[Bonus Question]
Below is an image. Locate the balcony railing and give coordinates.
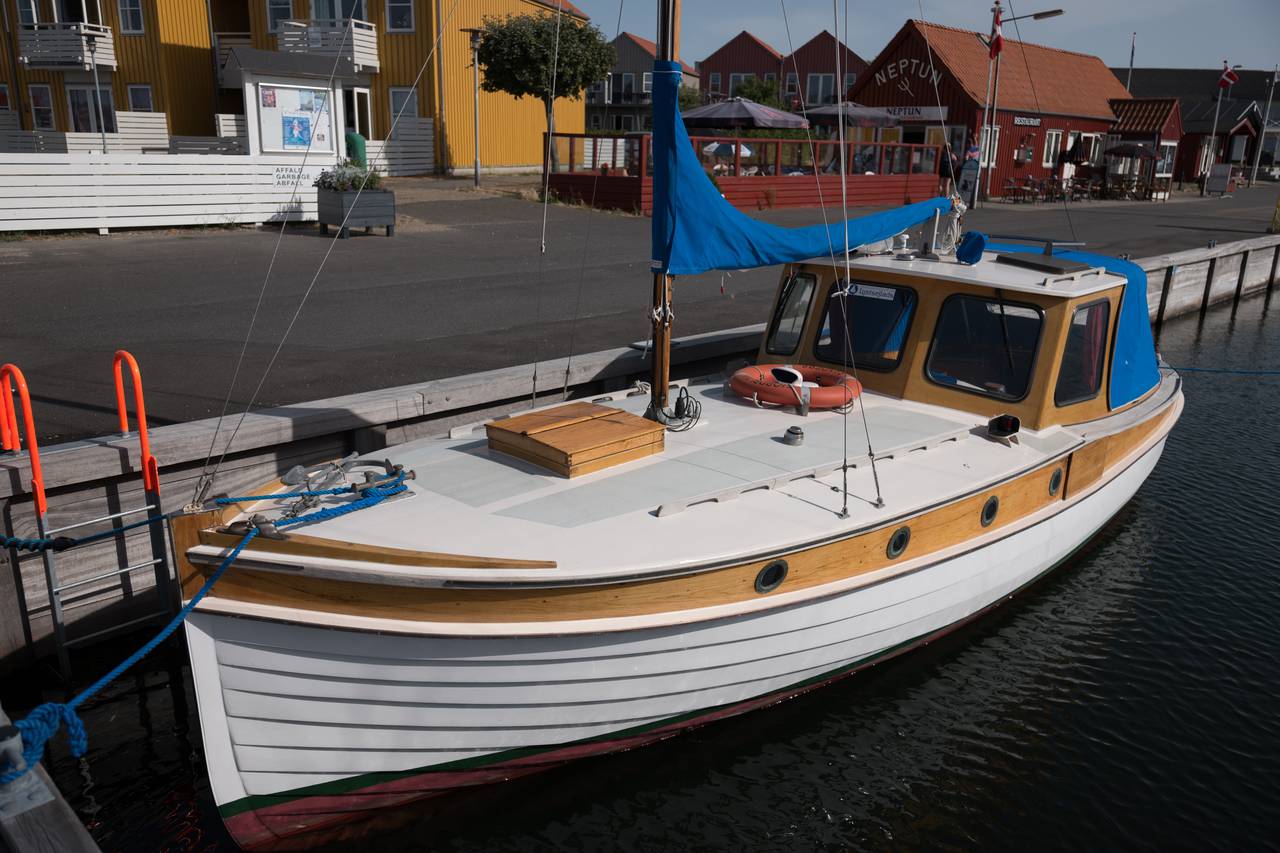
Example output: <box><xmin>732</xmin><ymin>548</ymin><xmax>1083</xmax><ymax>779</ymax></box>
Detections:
<box><xmin>18</xmin><ymin>22</ymin><xmax>117</xmax><ymax>70</ymax></box>
<box><xmin>214</xmin><ymin>31</ymin><xmax>252</xmax><ymax>72</ymax></box>
<box><xmin>277</xmin><ymin>18</ymin><xmax>379</xmax><ymax>73</ymax></box>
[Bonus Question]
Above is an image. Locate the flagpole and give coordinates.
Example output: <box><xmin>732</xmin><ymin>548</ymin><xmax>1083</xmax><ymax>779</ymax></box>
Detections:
<box><xmin>985</xmin><ymin>52</ymin><xmax>1002</xmax><ymax>199</ymax></box>
<box><xmin>1125</xmin><ymin>32</ymin><xmax>1135</xmax><ymax>91</ymax></box>
<box><xmin>977</xmin><ymin>54</ymin><xmax>995</xmax><ymax>207</ymax></box>
<box><xmin>1202</xmin><ymin>63</ymin><xmax>1226</xmax><ymax>197</ymax></box>
<box><xmin>1250</xmin><ymin>66</ymin><xmax>1276</xmax><ymax>187</ymax></box>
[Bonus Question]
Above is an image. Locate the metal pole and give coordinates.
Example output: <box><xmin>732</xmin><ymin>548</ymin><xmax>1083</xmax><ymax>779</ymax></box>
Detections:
<box><xmin>1125</xmin><ymin>32</ymin><xmax>1135</xmax><ymax>91</ymax></box>
<box><xmin>470</xmin><ymin>32</ymin><xmax>480</xmax><ymax>188</ymax></box>
<box><xmin>985</xmin><ymin>52</ymin><xmax>1001</xmax><ymax>198</ymax></box>
<box><xmin>1202</xmin><ymin>84</ymin><xmax>1222</xmax><ymax>196</ymax></box>
<box><xmin>976</xmin><ymin>53</ymin><xmax>995</xmax><ymax>207</ymax></box>
<box><xmin>1250</xmin><ymin>68</ymin><xmax>1276</xmax><ymax>186</ymax></box>
<box><xmin>88</xmin><ymin>37</ymin><xmax>108</xmax><ymax>153</ymax></box>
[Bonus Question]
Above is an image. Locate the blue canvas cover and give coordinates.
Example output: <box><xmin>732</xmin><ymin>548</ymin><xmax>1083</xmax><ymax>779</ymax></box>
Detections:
<box><xmin>649</xmin><ymin>61</ymin><xmax>951</xmax><ymax>277</ymax></box>
<box><xmin>987</xmin><ymin>240</ymin><xmax>1160</xmax><ymax>409</ymax></box>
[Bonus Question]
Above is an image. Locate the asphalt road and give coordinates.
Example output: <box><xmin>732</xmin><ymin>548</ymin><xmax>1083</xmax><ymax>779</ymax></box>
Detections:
<box><xmin>3</xmin><ymin>181</ymin><xmax>1277</xmax><ymax>443</ymax></box>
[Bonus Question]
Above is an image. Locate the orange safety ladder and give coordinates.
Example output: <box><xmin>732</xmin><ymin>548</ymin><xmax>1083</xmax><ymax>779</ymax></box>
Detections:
<box><xmin>2</xmin><ymin>352</ymin><xmax>173</xmax><ymax>678</ymax></box>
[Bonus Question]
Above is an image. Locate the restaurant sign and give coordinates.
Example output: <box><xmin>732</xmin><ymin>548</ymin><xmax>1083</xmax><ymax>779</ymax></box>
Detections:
<box><xmin>881</xmin><ymin>106</ymin><xmax>948</xmax><ymax>121</ymax></box>
<box><xmin>873</xmin><ymin>58</ymin><xmax>942</xmax><ymax>97</ymax></box>
<box><xmin>1013</xmin><ymin>115</ymin><xmax>1042</xmax><ymax>127</ymax></box>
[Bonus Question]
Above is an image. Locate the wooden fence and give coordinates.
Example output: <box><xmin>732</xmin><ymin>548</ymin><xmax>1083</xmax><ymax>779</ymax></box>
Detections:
<box><xmin>366</xmin><ymin>117</ymin><xmax>434</xmax><ymax>176</ymax></box>
<box><xmin>0</xmin><ymin>111</ymin><xmax>168</xmax><ymax>154</ymax></box>
<box><xmin>0</xmin><ymin>151</ymin><xmax>337</xmax><ymax>231</ymax></box>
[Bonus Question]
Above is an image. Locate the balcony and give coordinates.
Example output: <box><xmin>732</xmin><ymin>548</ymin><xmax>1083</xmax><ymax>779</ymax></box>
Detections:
<box><xmin>213</xmin><ymin>32</ymin><xmax>252</xmax><ymax>86</ymax></box>
<box><xmin>18</xmin><ymin>22</ymin><xmax>117</xmax><ymax>70</ymax></box>
<box><xmin>277</xmin><ymin>18</ymin><xmax>379</xmax><ymax>73</ymax></box>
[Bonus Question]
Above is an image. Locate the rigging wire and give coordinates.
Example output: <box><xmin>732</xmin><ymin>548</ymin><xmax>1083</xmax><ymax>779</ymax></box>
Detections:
<box><xmin>915</xmin><ymin>0</ymin><xmax>959</xmax><ymax>203</ymax></box>
<box><xmin>191</xmin><ymin>24</ymin><xmax>353</xmax><ymax>505</ymax></box>
<box><xmin>530</xmin><ymin>0</ymin><xmax>567</xmax><ymax>408</ymax></box>
<box><xmin>562</xmin><ymin>0</ymin><xmax>627</xmax><ymax>399</ymax></box>
<box><xmin>1004</xmin><ymin>0</ymin><xmax>1079</xmax><ymax>243</ymax></box>
<box><xmin>194</xmin><ymin>0</ymin><xmax>462</xmax><ymax>501</ymax></box>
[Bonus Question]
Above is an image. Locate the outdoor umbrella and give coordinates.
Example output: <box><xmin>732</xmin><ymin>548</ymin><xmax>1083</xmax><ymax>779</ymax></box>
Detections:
<box><xmin>1063</xmin><ymin>137</ymin><xmax>1086</xmax><ymax>165</ymax></box>
<box><xmin>702</xmin><ymin>141</ymin><xmax>754</xmax><ymax>158</ymax></box>
<box><xmin>1104</xmin><ymin>142</ymin><xmax>1157</xmax><ymax>159</ymax></box>
<box><xmin>681</xmin><ymin>97</ymin><xmax>809</xmax><ymax>129</ymax></box>
<box><xmin>804</xmin><ymin>103</ymin><xmax>900</xmax><ymax>128</ymax></box>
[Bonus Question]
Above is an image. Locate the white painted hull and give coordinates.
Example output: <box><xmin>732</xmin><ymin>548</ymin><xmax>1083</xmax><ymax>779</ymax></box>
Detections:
<box><xmin>187</xmin><ymin>437</ymin><xmax>1166</xmax><ymax>842</ymax></box>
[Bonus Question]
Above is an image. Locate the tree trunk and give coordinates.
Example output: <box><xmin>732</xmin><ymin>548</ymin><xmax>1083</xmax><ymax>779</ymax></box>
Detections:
<box><xmin>545</xmin><ymin>96</ymin><xmax>559</xmax><ymax>173</ymax></box>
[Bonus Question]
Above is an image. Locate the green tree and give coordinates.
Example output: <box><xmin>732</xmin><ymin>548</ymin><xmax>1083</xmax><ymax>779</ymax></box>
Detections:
<box><xmin>477</xmin><ymin>13</ymin><xmax>615</xmax><ymax>170</ymax></box>
<box><xmin>678</xmin><ymin>85</ymin><xmax>702</xmax><ymax>111</ymax></box>
<box><xmin>731</xmin><ymin>76</ymin><xmax>782</xmax><ymax>107</ymax></box>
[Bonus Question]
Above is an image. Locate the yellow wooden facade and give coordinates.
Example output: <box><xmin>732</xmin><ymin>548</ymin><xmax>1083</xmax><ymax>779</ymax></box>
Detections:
<box><xmin>0</xmin><ymin>0</ymin><xmax>216</xmax><ymax>135</ymax></box>
<box><xmin>0</xmin><ymin>0</ymin><xmax>589</xmax><ymax>169</ymax></box>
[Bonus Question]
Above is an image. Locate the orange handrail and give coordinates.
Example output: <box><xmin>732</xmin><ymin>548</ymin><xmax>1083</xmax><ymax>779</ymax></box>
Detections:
<box><xmin>1</xmin><ymin>363</ymin><xmax>47</xmax><ymax>516</ymax></box>
<box><xmin>113</xmin><ymin>350</ymin><xmax>160</xmax><ymax>495</ymax></box>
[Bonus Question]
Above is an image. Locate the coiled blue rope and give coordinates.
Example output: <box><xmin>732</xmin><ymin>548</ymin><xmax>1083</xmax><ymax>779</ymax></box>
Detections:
<box><xmin>0</xmin><ymin>472</ymin><xmax>407</xmax><ymax>786</ymax></box>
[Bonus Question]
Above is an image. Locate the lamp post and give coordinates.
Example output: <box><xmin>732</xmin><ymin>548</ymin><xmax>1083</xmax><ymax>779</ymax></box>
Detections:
<box><xmin>977</xmin><ymin>4</ymin><xmax>1063</xmax><ymax>204</ymax></box>
<box><xmin>462</xmin><ymin>27</ymin><xmax>482</xmax><ymax>188</ymax></box>
<box><xmin>1249</xmin><ymin>65</ymin><xmax>1277</xmax><ymax>186</ymax></box>
<box><xmin>85</xmin><ymin>31</ymin><xmax>108</xmax><ymax>153</ymax></box>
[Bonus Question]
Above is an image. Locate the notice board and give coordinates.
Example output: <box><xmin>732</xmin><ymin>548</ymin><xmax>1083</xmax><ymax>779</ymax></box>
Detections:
<box><xmin>257</xmin><ymin>83</ymin><xmax>334</xmax><ymax>154</ymax></box>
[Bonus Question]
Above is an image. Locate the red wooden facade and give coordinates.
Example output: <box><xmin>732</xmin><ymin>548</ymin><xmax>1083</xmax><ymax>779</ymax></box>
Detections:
<box><xmin>780</xmin><ymin>31</ymin><xmax>869</xmax><ymax>108</ymax></box>
<box><xmin>544</xmin><ymin>133</ymin><xmax>942</xmax><ymax>215</ymax></box>
<box><xmin>697</xmin><ymin>31</ymin><xmax>784</xmax><ymax>100</ymax></box>
<box><xmin>849</xmin><ymin>20</ymin><xmax>1132</xmax><ymax>197</ymax></box>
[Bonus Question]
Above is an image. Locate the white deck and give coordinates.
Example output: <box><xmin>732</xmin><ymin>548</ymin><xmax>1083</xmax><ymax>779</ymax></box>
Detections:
<box><xmin>193</xmin><ymin>382</ymin><xmax>1086</xmax><ymax>584</ymax></box>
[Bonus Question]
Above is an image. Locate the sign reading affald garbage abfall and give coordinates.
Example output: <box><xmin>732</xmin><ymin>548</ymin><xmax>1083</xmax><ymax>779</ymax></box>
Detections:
<box><xmin>257</xmin><ymin>84</ymin><xmax>333</xmax><ymax>154</ymax></box>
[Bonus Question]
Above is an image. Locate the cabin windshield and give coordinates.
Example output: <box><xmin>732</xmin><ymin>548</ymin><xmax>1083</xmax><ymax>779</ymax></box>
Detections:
<box><xmin>766</xmin><ymin>273</ymin><xmax>817</xmax><ymax>355</ymax></box>
<box><xmin>814</xmin><ymin>281</ymin><xmax>917</xmax><ymax>371</ymax></box>
<box><xmin>926</xmin><ymin>295</ymin><xmax>1043</xmax><ymax>401</ymax></box>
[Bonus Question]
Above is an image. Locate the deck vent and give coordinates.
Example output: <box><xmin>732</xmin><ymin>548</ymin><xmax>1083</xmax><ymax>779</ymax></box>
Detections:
<box><xmin>995</xmin><ymin>252</ymin><xmax>1093</xmax><ymax>275</ymax></box>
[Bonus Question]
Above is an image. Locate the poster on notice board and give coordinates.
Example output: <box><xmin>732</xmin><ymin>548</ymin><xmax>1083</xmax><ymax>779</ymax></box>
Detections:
<box><xmin>257</xmin><ymin>84</ymin><xmax>332</xmax><ymax>153</ymax></box>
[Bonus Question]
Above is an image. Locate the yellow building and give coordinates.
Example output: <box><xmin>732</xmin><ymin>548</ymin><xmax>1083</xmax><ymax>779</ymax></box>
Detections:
<box><xmin>0</xmin><ymin>0</ymin><xmax>588</xmax><ymax>169</ymax></box>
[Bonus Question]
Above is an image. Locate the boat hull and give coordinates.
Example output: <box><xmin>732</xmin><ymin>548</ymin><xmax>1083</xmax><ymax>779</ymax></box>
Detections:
<box><xmin>187</xmin><ymin>436</ymin><xmax>1168</xmax><ymax>850</ymax></box>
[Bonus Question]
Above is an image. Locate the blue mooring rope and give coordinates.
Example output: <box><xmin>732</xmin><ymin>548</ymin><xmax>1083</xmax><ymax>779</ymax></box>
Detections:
<box><xmin>0</xmin><ymin>473</ymin><xmax>407</xmax><ymax>786</ymax></box>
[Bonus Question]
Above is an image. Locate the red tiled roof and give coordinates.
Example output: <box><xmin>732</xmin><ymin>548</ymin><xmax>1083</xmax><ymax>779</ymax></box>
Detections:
<box><xmin>910</xmin><ymin>20</ymin><xmax>1130</xmax><ymax>119</ymax></box>
<box><xmin>621</xmin><ymin>32</ymin><xmax>699</xmax><ymax>76</ymax></box>
<box><xmin>528</xmin><ymin>0</ymin><xmax>588</xmax><ymax>20</ymax></box>
<box><xmin>1108</xmin><ymin>97</ymin><xmax>1179</xmax><ymax>134</ymax></box>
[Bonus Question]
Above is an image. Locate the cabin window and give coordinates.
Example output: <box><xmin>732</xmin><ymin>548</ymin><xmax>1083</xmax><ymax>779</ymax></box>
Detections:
<box><xmin>813</xmin><ymin>282</ymin><xmax>917</xmax><ymax>371</ymax></box>
<box><xmin>926</xmin><ymin>295</ymin><xmax>1043</xmax><ymax>401</ymax></box>
<box><xmin>765</xmin><ymin>273</ymin><xmax>817</xmax><ymax>355</ymax></box>
<box><xmin>1054</xmin><ymin>300</ymin><xmax>1110</xmax><ymax>406</ymax></box>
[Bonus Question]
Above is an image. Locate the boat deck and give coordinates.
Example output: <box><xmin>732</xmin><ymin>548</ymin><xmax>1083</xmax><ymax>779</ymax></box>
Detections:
<box><xmin>192</xmin><ymin>382</ymin><xmax>1085</xmax><ymax>583</ymax></box>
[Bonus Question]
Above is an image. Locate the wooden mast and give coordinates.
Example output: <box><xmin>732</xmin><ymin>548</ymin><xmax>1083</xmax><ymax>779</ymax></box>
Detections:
<box><xmin>650</xmin><ymin>0</ymin><xmax>679</xmax><ymax>417</ymax></box>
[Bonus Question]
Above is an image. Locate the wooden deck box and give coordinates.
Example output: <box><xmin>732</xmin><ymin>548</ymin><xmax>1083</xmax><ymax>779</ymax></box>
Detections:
<box><xmin>485</xmin><ymin>402</ymin><xmax>665</xmax><ymax>478</ymax></box>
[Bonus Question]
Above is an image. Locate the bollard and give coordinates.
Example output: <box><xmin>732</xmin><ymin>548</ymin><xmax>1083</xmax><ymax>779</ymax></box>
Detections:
<box><xmin>1231</xmin><ymin>250</ymin><xmax>1251</xmax><ymax>309</ymax></box>
<box><xmin>1199</xmin><ymin>257</ymin><xmax>1218</xmax><ymax>319</ymax></box>
<box><xmin>1154</xmin><ymin>266</ymin><xmax>1175</xmax><ymax>342</ymax></box>
<box><xmin>0</xmin><ymin>721</ymin><xmax>56</xmax><ymax>822</ymax></box>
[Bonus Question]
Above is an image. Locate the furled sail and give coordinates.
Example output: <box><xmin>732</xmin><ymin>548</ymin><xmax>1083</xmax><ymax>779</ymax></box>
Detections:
<box><xmin>650</xmin><ymin>60</ymin><xmax>952</xmax><ymax>276</ymax></box>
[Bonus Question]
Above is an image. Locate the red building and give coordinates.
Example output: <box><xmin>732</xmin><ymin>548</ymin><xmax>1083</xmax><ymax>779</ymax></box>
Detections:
<box><xmin>697</xmin><ymin>31</ymin><xmax>784</xmax><ymax>101</ymax></box>
<box><xmin>780</xmin><ymin>31</ymin><xmax>868</xmax><ymax>108</ymax></box>
<box><xmin>849</xmin><ymin>20</ymin><xmax>1132</xmax><ymax>197</ymax></box>
<box><xmin>1108</xmin><ymin>97</ymin><xmax>1184</xmax><ymax>192</ymax></box>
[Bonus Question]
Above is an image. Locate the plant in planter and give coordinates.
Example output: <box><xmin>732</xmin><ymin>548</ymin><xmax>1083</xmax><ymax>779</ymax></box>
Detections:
<box><xmin>314</xmin><ymin>160</ymin><xmax>395</xmax><ymax>238</ymax></box>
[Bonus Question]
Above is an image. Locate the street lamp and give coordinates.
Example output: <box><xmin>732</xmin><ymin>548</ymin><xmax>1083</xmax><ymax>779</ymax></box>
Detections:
<box><xmin>1250</xmin><ymin>65</ymin><xmax>1277</xmax><ymax>186</ymax></box>
<box><xmin>462</xmin><ymin>27</ymin><xmax>482</xmax><ymax>188</ymax></box>
<box><xmin>84</xmin><ymin>31</ymin><xmax>108</xmax><ymax>154</ymax></box>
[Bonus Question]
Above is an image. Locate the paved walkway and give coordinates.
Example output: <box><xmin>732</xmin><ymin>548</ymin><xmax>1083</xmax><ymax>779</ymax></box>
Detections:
<box><xmin>2</xmin><ymin>182</ymin><xmax>1276</xmax><ymax>443</ymax></box>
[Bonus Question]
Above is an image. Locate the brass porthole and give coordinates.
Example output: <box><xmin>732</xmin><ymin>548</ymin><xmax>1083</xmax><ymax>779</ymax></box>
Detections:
<box><xmin>886</xmin><ymin>526</ymin><xmax>911</xmax><ymax>559</ymax></box>
<box><xmin>1049</xmin><ymin>468</ymin><xmax>1064</xmax><ymax>497</ymax></box>
<box><xmin>981</xmin><ymin>495</ymin><xmax>1000</xmax><ymax>527</ymax></box>
<box><xmin>755</xmin><ymin>560</ymin><xmax>789</xmax><ymax>594</ymax></box>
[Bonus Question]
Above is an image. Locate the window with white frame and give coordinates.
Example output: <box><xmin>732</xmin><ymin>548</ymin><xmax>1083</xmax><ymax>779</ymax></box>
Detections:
<box><xmin>785</xmin><ymin>72</ymin><xmax>798</xmax><ymax>95</ymax></box>
<box><xmin>313</xmin><ymin>0</ymin><xmax>367</xmax><ymax>22</ymax></box>
<box><xmin>386</xmin><ymin>0</ymin><xmax>413</xmax><ymax>31</ymax></box>
<box><xmin>612</xmin><ymin>114</ymin><xmax>634</xmax><ymax>131</ymax></box>
<box><xmin>267</xmin><ymin>0</ymin><xmax>292</xmax><ymax>32</ymax></box>
<box><xmin>118</xmin><ymin>0</ymin><xmax>143</xmax><ymax>32</ymax></box>
<box><xmin>126</xmin><ymin>84</ymin><xmax>153</xmax><ymax>112</ymax></box>
<box><xmin>1155</xmin><ymin>141</ymin><xmax>1177</xmax><ymax>177</ymax></box>
<box><xmin>29</xmin><ymin>84</ymin><xmax>54</xmax><ymax>129</ymax></box>
<box><xmin>1084</xmin><ymin>133</ymin><xmax>1104</xmax><ymax>166</ymax></box>
<box><xmin>763</xmin><ymin>72</ymin><xmax>776</xmax><ymax>84</ymax></box>
<box><xmin>806</xmin><ymin>73</ymin><xmax>834</xmax><ymax>104</ymax></box>
<box><xmin>642</xmin><ymin>72</ymin><xmax>652</xmax><ymax>94</ymax></box>
<box><xmin>1042</xmin><ymin>129</ymin><xmax>1062</xmax><ymax>167</ymax></box>
<box><xmin>708</xmin><ymin>72</ymin><xmax>721</xmax><ymax>95</ymax></box>
<box><xmin>1065</xmin><ymin>130</ymin><xmax>1081</xmax><ymax>160</ymax></box>
<box><xmin>980</xmin><ymin>124</ymin><xmax>1000</xmax><ymax>167</ymax></box>
<box><xmin>389</xmin><ymin>87</ymin><xmax>417</xmax><ymax>119</ymax></box>
<box><xmin>17</xmin><ymin>0</ymin><xmax>37</xmax><ymax>25</ymax></box>
<box><xmin>728</xmin><ymin>73</ymin><xmax>754</xmax><ymax>96</ymax></box>
<box><xmin>66</xmin><ymin>84</ymin><xmax>116</xmax><ymax>133</ymax></box>
<box><xmin>0</xmin><ymin>84</ymin><xmax>10</xmax><ymax>111</ymax></box>
<box><xmin>621</xmin><ymin>72</ymin><xmax>635</xmax><ymax>100</ymax></box>
<box><xmin>843</xmin><ymin>72</ymin><xmax>856</xmax><ymax>97</ymax></box>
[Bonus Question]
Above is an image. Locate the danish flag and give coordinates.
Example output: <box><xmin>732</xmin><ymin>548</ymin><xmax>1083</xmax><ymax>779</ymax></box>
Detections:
<box><xmin>989</xmin><ymin>4</ymin><xmax>1004</xmax><ymax>59</ymax></box>
<box><xmin>1219</xmin><ymin>62</ymin><xmax>1239</xmax><ymax>88</ymax></box>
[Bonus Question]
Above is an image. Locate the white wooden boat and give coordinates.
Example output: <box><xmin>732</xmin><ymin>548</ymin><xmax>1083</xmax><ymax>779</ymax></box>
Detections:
<box><xmin>174</xmin><ymin>14</ymin><xmax>1181</xmax><ymax>849</ymax></box>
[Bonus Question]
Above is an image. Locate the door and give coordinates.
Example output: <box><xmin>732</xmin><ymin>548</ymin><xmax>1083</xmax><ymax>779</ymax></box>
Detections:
<box><xmin>342</xmin><ymin>87</ymin><xmax>371</xmax><ymax>138</ymax></box>
<box><xmin>66</xmin><ymin>85</ymin><xmax>114</xmax><ymax>133</ymax></box>
<box><xmin>312</xmin><ymin>0</ymin><xmax>366</xmax><ymax>23</ymax></box>
<box><xmin>58</xmin><ymin>0</ymin><xmax>102</xmax><ymax>24</ymax></box>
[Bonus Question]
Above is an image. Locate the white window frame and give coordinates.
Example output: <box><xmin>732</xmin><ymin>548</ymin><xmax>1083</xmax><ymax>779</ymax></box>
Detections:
<box><xmin>642</xmin><ymin>72</ymin><xmax>652</xmax><ymax>94</ymax></box>
<box><xmin>312</xmin><ymin>0</ymin><xmax>367</xmax><ymax>22</ymax></box>
<box><xmin>385</xmin><ymin>0</ymin><xmax>413</xmax><ymax>31</ymax></box>
<box><xmin>17</xmin><ymin>0</ymin><xmax>37</xmax><ymax>25</ymax></box>
<box><xmin>0</xmin><ymin>84</ymin><xmax>10</xmax><ymax>111</ymax></box>
<box><xmin>785</xmin><ymin>72</ymin><xmax>798</xmax><ymax>95</ymax></box>
<box><xmin>267</xmin><ymin>0</ymin><xmax>292</xmax><ymax>33</ymax></box>
<box><xmin>1042</xmin><ymin>129</ymin><xmax>1062</xmax><ymax>167</ymax></box>
<box><xmin>127</xmin><ymin>83</ymin><xmax>153</xmax><ymax>112</ymax></box>
<box><xmin>117</xmin><ymin>0</ymin><xmax>143</xmax><ymax>33</ymax></box>
<box><xmin>806</xmin><ymin>73</ymin><xmax>834</xmax><ymax>105</ymax></box>
<box><xmin>728</xmin><ymin>73</ymin><xmax>754</xmax><ymax>96</ymax></box>
<box><xmin>389</xmin><ymin>86</ymin><xmax>417</xmax><ymax>120</ymax></box>
<box><xmin>980</xmin><ymin>124</ymin><xmax>1000</xmax><ymax>168</ymax></box>
<box><xmin>589</xmin><ymin>112</ymin><xmax>602</xmax><ymax>130</ymax></box>
<box><xmin>621</xmin><ymin>72</ymin><xmax>635</xmax><ymax>96</ymax></box>
<box><xmin>843</xmin><ymin>72</ymin><xmax>856</xmax><ymax>97</ymax></box>
<box><xmin>708</xmin><ymin>72</ymin><xmax>721</xmax><ymax>95</ymax></box>
<box><xmin>66</xmin><ymin>83</ymin><xmax>115</xmax><ymax>133</ymax></box>
<box><xmin>1155</xmin><ymin>141</ymin><xmax>1177</xmax><ymax>177</ymax></box>
<box><xmin>28</xmin><ymin>84</ymin><xmax>54</xmax><ymax>129</ymax></box>
<box><xmin>612</xmin><ymin>113</ymin><xmax>634</xmax><ymax>131</ymax></box>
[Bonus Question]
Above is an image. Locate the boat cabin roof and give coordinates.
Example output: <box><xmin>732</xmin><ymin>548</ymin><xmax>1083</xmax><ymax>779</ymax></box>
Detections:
<box><xmin>805</xmin><ymin>250</ymin><xmax>1126</xmax><ymax>299</ymax></box>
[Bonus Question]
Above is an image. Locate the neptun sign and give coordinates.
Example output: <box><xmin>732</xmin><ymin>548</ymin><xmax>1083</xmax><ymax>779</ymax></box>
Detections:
<box><xmin>872</xmin><ymin>58</ymin><xmax>942</xmax><ymax>90</ymax></box>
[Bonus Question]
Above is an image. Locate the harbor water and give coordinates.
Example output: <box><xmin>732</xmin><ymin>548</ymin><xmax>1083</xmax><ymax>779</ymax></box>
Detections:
<box><xmin>3</xmin><ymin>292</ymin><xmax>1277</xmax><ymax>852</ymax></box>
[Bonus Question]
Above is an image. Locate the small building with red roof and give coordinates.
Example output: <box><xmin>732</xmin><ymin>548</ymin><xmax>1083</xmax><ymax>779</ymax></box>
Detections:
<box><xmin>696</xmin><ymin>31</ymin><xmax>784</xmax><ymax>101</ymax></box>
<box><xmin>849</xmin><ymin>19</ymin><xmax>1132</xmax><ymax>197</ymax></box>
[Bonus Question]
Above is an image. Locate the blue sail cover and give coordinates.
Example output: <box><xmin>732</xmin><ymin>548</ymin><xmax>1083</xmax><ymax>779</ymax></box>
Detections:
<box><xmin>650</xmin><ymin>60</ymin><xmax>951</xmax><ymax>276</ymax></box>
<box><xmin>988</xmin><ymin>241</ymin><xmax>1160</xmax><ymax>409</ymax></box>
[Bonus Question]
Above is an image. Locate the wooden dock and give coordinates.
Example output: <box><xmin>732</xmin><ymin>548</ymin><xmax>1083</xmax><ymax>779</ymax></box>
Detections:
<box><xmin>0</xmin><ymin>704</ymin><xmax>99</xmax><ymax>853</ymax></box>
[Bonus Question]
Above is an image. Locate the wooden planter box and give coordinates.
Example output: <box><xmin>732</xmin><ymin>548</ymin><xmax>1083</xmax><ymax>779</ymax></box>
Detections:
<box><xmin>317</xmin><ymin>188</ymin><xmax>395</xmax><ymax>238</ymax></box>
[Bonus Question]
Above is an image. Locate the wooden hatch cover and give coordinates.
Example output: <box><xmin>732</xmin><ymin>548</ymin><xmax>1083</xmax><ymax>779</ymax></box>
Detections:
<box><xmin>485</xmin><ymin>402</ymin><xmax>665</xmax><ymax>478</ymax></box>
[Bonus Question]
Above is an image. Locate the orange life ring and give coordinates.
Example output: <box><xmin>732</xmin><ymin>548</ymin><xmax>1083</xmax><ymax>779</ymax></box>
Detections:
<box><xmin>728</xmin><ymin>364</ymin><xmax>862</xmax><ymax>409</ymax></box>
